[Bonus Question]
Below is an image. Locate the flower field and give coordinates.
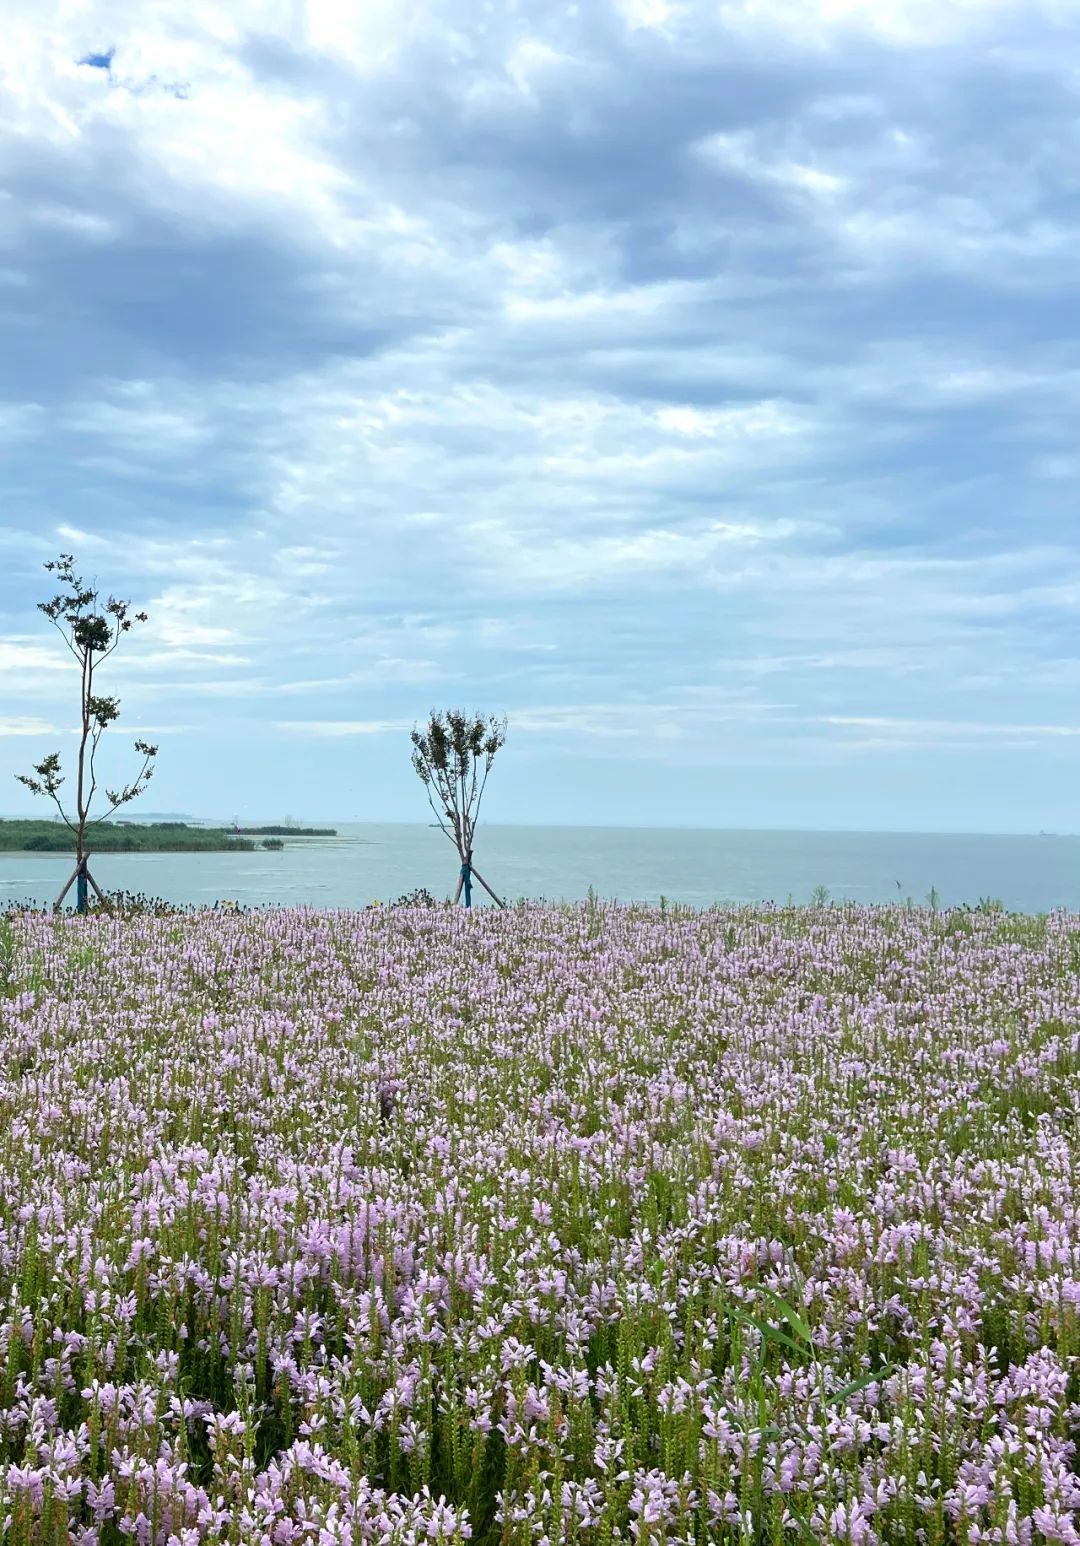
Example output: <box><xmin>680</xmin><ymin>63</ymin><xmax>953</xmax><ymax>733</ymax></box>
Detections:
<box><xmin>1</xmin><ymin>903</ymin><xmax>1079</xmax><ymax>1546</ymax></box>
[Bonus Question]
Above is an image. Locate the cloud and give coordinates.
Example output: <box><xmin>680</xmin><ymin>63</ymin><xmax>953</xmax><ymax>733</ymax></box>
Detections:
<box><xmin>821</xmin><ymin>715</ymin><xmax>1080</xmax><ymax>740</ymax></box>
<box><xmin>0</xmin><ymin>716</ymin><xmax>64</xmax><ymax>736</ymax></box>
<box><xmin>0</xmin><ymin>402</ymin><xmax>44</xmax><ymax>444</ymax></box>
<box><xmin>0</xmin><ymin>0</ymin><xmax>1078</xmax><ymax>828</ymax></box>
<box><xmin>513</xmin><ymin>694</ymin><xmax>778</xmax><ymax>739</ymax></box>
<box><xmin>0</xmin><ymin>640</ymin><xmax>71</xmax><ymax>675</ymax></box>
<box><xmin>694</xmin><ymin>131</ymin><xmax>849</xmax><ymax>199</ymax></box>
<box><xmin>461</xmin><ymin>515</ymin><xmax>807</xmax><ymax>593</ymax></box>
<box><xmin>708</xmin><ymin>0</ymin><xmax>1059</xmax><ymax>46</ymax></box>
<box><xmin>274</xmin><ymin>719</ymin><xmax>406</xmax><ymax>737</ymax></box>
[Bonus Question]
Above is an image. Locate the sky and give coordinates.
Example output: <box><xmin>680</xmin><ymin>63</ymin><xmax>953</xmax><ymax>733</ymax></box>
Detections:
<box><xmin>1</xmin><ymin>0</ymin><xmax>1078</xmax><ymax>832</ymax></box>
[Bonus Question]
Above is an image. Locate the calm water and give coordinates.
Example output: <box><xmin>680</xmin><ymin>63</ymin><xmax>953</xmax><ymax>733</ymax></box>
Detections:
<box><xmin>1</xmin><ymin>824</ymin><xmax>1078</xmax><ymax>912</ymax></box>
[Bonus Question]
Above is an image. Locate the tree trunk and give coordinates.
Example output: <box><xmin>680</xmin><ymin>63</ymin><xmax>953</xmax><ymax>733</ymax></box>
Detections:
<box><xmin>76</xmin><ymin>647</ymin><xmax>90</xmax><ymax>870</ymax></box>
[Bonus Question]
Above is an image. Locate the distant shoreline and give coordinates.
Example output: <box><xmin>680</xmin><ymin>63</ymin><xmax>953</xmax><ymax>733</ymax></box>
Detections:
<box><xmin>0</xmin><ymin>820</ymin><xmax>295</xmax><ymax>854</ymax></box>
<box><xmin>233</xmin><ymin>826</ymin><xmax>337</xmax><ymax>837</ymax></box>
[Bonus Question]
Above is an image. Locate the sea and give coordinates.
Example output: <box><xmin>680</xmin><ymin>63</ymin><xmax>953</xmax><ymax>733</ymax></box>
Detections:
<box><xmin>1</xmin><ymin>824</ymin><xmax>1079</xmax><ymax>913</ymax></box>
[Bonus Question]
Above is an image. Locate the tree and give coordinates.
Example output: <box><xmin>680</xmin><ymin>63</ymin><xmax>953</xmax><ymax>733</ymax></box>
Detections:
<box><xmin>16</xmin><ymin>553</ymin><xmax>157</xmax><ymax>911</ymax></box>
<box><xmin>410</xmin><ymin>710</ymin><xmax>507</xmax><ymax>907</ymax></box>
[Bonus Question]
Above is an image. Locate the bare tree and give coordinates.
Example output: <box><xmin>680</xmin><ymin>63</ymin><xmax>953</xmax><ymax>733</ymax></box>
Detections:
<box><xmin>410</xmin><ymin>710</ymin><xmax>507</xmax><ymax>906</ymax></box>
<box><xmin>16</xmin><ymin>553</ymin><xmax>157</xmax><ymax>912</ymax></box>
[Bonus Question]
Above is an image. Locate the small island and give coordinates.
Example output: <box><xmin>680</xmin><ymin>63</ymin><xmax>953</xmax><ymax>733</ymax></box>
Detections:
<box><xmin>233</xmin><ymin>825</ymin><xmax>337</xmax><ymax>836</ymax></box>
<box><xmin>0</xmin><ymin>820</ymin><xmax>262</xmax><ymax>853</ymax></box>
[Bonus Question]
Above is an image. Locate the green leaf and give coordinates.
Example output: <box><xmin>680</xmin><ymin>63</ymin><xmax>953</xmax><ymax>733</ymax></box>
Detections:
<box><xmin>758</xmin><ymin>1285</ymin><xmax>813</xmax><ymax>1345</ymax></box>
<box><xmin>825</xmin><ymin>1365</ymin><xmax>893</xmax><ymax>1405</ymax></box>
<box><xmin>729</xmin><ymin>1308</ymin><xmax>808</xmax><ymax>1358</ymax></box>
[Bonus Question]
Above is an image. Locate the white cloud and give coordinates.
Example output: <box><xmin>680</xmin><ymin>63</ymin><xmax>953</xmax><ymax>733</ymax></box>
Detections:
<box><xmin>822</xmin><ymin>715</ymin><xmax>1080</xmax><ymax>739</ymax></box>
<box><xmin>64</xmin><ymin>386</ymin><xmax>213</xmax><ymax>456</ymax></box>
<box><xmin>275</xmin><ymin>719</ymin><xmax>406</xmax><ymax>736</ymax></box>
<box><xmin>695</xmin><ymin>131</ymin><xmax>848</xmax><ymax>198</ymax></box>
<box><xmin>614</xmin><ymin>0</ymin><xmax>683</xmax><ymax>30</ymax></box>
<box><xmin>654</xmin><ymin>401</ymin><xmax>807</xmax><ymax>440</ymax></box>
<box><xmin>0</xmin><ymin>402</ymin><xmax>44</xmax><ymax>443</ymax></box>
<box><xmin>514</xmin><ymin>704</ymin><xmax>675</xmax><ymax>738</ymax></box>
<box><xmin>1</xmin><ymin>0</ymin><xmax>1078</xmax><ymax>826</ymax></box>
<box><xmin>0</xmin><ymin>640</ymin><xmax>71</xmax><ymax>676</ymax></box>
<box><xmin>275</xmin><ymin>658</ymin><xmax>446</xmax><ymax>694</ymax></box>
<box><xmin>29</xmin><ymin>203</ymin><xmax>115</xmax><ymax>239</ymax></box>
<box><xmin>2</xmin><ymin>4</ymin><xmax>366</xmax><ymax>250</ymax></box>
<box><xmin>463</xmin><ymin>516</ymin><xmax>804</xmax><ymax>592</ymax></box>
<box><xmin>0</xmin><ymin>716</ymin><xmax>64</xmax><ymax>736</ymax></box>
<box><xmin>715</xmin><ymin>0</ymin><xmax>1056</xmax><ymax>46</ymax></box>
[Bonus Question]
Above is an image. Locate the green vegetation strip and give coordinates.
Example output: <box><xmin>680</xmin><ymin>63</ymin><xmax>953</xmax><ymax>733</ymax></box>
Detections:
<box><xmin>0</xmin><ymin>820</ymin><xmax>259</xmax><ymax>852</ymax></box>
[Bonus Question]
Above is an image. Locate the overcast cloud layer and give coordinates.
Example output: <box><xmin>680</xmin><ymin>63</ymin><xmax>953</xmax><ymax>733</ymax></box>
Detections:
<box><xmin>1</xmin><ymin>0</ymin><xmax>1078</xmax><ymax>830</ymax></box>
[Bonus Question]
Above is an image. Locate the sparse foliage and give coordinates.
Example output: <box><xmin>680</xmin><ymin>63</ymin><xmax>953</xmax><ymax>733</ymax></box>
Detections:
<box><xmin>390</xmin><ymin>887</ymin><xmax>439</xmax><ymax>908</ymax></box>
<box><xmin>410</xmin><ymin>710</ymin><xmax>507</xmax><ymax>906</ymax></box>
<box><xmin>16</xmin><ymin>555</ymin><xmax>157</xmax><ymax>895</ymax></box>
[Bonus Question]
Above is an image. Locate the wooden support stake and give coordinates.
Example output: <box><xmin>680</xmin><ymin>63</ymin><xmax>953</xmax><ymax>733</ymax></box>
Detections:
<box><xmin>469</xmin><ymin>866</ymin><xmax>506</xmax><ymax>909</ymax></box>
<box><xmin>54</xmin><ymin>863</ymin><xmax>80</xmax><ymax>912</ymax></box>
<box><xmin>84</xmin><ymin>865</ymin><xmax>112</xmax><ymax>913</ymax></box>
<box><xmin>54</xmin><ymin>854</ymin><xmax>112</xmax><ymax>915</ymax></box>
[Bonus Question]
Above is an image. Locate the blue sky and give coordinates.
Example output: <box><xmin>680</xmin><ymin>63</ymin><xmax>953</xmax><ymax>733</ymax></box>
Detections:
<box><xmin>1</xmin><ymin>0</ymin><xmax>1078</xmax><ymax>832</ymax></box>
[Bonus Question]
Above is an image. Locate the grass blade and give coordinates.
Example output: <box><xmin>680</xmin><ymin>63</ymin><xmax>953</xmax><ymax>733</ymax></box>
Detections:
<box><xmin>758</xmin><ymin>1284</ymin><xmax>813</xmax><ymax>1345</ymax></box>
<box><xmin>825</xmin><ymin>1365</ymin><xmax>893</xmax><ymax>1405</ymax></box>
